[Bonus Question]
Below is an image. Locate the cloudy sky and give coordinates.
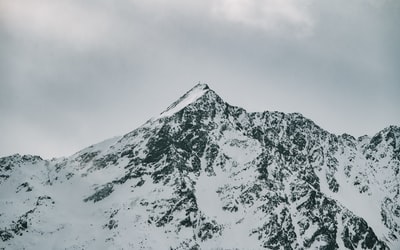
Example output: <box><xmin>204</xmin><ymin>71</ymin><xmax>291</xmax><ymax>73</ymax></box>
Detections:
<box><xmin>1</xmin><ymin>0</ymin><xmax>399</xmax><ymax>158</ymax></box>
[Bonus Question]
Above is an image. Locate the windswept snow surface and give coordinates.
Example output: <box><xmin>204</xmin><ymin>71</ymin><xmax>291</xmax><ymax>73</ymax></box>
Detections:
<box><xmin>159</xmin><ymin>83</ymin><xmax>209</xmax><ymax>118</ymax></box>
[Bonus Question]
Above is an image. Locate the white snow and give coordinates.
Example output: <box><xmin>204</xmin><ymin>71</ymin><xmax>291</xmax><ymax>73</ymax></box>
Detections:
<box><xmin>315</xmin><ymin>153</ymin><xmax>391</xmax><ymax>240</ymax></box>
<box><xmin>195</xmin><ymin>167</ymin><xmax>263</xmax><ymax>249</ymax></box>
<box><xmin>158</xmin><ymin>84</ymin><xmax>208</xmax><ymax>118</ymax></box>
<box><xmin>195</xmin><ymin>167</ymin><xmax>231</xmax><ymax>222</ymax></box>
<box><xmin>72</xmin><ymin>136</ymin><xmax>122</xmax><ymax>158</ymax></box>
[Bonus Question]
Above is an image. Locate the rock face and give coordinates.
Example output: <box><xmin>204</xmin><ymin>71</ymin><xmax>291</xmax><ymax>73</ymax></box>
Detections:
<box><xmin>1</xmin><ymin>84</ymin><xmax>399</xmax><ymax>249</ymax></box>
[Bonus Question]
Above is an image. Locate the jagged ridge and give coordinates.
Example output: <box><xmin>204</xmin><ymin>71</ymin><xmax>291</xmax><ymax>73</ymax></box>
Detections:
<box><xmin>1</xmin><ymin>84</ymin><xmax>399</xmax><ymax>249</ymax></box>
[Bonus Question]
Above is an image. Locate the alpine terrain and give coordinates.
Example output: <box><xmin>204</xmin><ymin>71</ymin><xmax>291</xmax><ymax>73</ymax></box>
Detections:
<box><xmin>1</xmin><ymin>84</ymin><xmax>399</xmax><ymax>249</ymax></box>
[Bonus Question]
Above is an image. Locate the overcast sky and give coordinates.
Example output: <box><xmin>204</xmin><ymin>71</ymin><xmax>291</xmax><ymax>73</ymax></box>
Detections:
<box><xmin>1</xmin><ymin>0</ymin><xmax>399</xmax><ymax>158</ymax></box>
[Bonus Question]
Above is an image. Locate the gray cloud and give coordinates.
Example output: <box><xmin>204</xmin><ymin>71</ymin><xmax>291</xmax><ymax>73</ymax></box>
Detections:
<box><xmin>0</xmin><ymin>0</ymin><xmax>399</xmax><ymax>158</ymax></box>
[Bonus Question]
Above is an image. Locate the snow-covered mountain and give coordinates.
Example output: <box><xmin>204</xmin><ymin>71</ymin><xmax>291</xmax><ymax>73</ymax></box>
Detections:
<box><xmin>1</xmin><ymin>84</ymin><xmax>399</xmax><ymax>249</ymax></box>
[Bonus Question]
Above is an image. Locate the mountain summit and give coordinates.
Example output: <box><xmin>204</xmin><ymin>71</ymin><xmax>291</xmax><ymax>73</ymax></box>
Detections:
<box><xmin>159</xmin><ymin>83</ymin><xmax>210</xmax><ymax>118</ymax></box>
<box><xmin>1</xmin><ymin>84</ymin><xmax>399</xmax><ymax>249</ymax></box>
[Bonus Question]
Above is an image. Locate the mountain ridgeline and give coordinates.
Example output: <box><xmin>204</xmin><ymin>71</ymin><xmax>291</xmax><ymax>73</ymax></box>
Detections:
<box><xmin>1</xmin><ymin>84</ymin><xmax>399</xmax><ymax>249</ymax></box>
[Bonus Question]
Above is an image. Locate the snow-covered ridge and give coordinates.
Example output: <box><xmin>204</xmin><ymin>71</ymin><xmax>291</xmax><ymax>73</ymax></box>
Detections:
<box><xmin>159</xmin><ymin>83</ymin><xmax>209</xmax><ymax>118</ymax></box>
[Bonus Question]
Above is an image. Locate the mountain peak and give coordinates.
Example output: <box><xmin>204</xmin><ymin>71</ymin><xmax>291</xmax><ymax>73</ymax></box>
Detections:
<box><xmin>2</xmin><ymin>83</ymin><xmax>400</xmax><ymax>249</ymax></box>
<box><xmin>158</xmin><ymin>83</ymin><xmax>211</xmax><ymax>118</ymax></box>
<box><xmin>192</xmin><ymin>82</ymin><xmax>210</xmax><ymax>91</ymax></box>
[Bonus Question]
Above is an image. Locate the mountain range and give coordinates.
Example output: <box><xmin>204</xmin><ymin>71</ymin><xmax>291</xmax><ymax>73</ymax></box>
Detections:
<box><xmin>1</xmin><ymin>84</ymin><xmax>399</xmax><ymax>249</ymax></box>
